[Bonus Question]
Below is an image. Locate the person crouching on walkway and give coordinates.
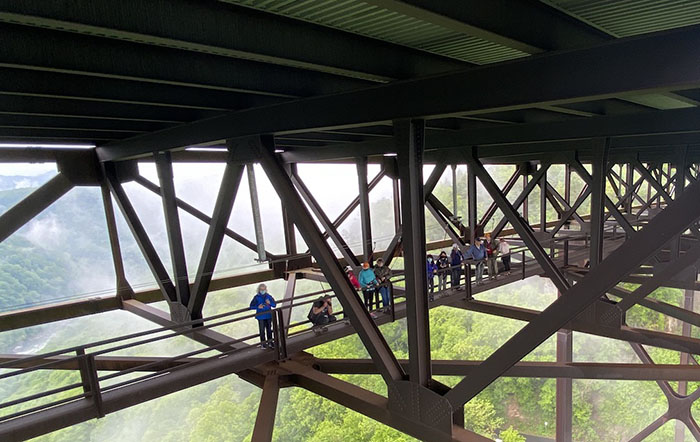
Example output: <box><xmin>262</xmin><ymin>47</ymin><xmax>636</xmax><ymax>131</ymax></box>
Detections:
<box><xmin>359</xmin><ymin>261</ymin><xmax>379</xmax><ymax>317</ymax></box>
<box><xmin>308</xmin><ymin>295</ymin><xmax>337</xmax><ymax>330</ymax></box>
<box><xmin>249</xmin><ymin>283</ymin><xmax>276</xmax><ymax>348</ymax></box>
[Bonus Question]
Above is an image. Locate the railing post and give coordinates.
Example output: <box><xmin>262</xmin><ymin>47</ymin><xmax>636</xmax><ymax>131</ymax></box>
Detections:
<box><xmin>388</xmin><ymin>282</ymin><xmax>396</xmax><ymax>322</ymax></box>
<box><xmin>273</xmin><ymin>309</ymin><xmax>287</xmax><ymax>360</ymax></box>
<box><xmin>76</xmin><ymin>349</ymin><xmax>104</xmax><ymax>418</ymax></box>
<box><xmin>564</xmin><ymin>240</ymin><xmax>569</xmax><ymax>267</ymax></box>
<box><xmin>465</xmin><ymin>263</ymin><xmax>472</xmax><ymax>300</ymax></box>
<box><xmin>521</xmin><ymin>250</ymin><xmax>526</xmax><ymax>280</ymax></box>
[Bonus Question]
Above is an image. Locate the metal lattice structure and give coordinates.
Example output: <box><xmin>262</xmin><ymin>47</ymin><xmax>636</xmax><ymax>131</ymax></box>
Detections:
<box><xmin>2</xmin><ymin>1</ymin><xmax>700</xmax><ymax>441</ymax></box>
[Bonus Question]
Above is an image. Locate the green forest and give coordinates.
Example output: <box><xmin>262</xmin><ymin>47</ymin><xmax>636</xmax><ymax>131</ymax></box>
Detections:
<box><xmin>0</xmin><ymin>165</ymin><xmax>697</xmax><ymax>441</ymax></box>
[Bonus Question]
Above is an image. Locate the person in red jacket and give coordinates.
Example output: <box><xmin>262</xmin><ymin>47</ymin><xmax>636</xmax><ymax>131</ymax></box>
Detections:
<box><xmin>345</xmin><ymin>266</ymin><xmax>361</xmax><ymax>289</ymax></box>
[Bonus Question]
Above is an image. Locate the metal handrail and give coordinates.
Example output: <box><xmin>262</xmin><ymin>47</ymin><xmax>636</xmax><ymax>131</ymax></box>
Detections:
<box><xmin>0</xmin><ymin>233</ymin><xmax>585</xmax><ymax>423</ymax></box>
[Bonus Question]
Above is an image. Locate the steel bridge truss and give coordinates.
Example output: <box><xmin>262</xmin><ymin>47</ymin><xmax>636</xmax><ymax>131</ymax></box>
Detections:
<box><xmin>1</xmin><ymin>133</ymin><xmax>700</xmax><ymax>442</ymax></box>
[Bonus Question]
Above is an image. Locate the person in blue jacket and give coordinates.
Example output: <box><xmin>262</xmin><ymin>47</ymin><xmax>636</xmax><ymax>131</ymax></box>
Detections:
<box><xmin>249</xmin><ymin>283</ymin><xmax>276</xmax><ymax>348</ymax></box>
<box><xmin>449</xmin><ymin>244</ymin><xmax>464</xmax><ymax>288</ymax></box>
<box><xmin>426</xmin><ymin>254</ymin><xmax>438</xmax><ymax>295</ymax></box>
<box><xmin>358</xmin><ymin>261</ymin><xmax>379</xmax><ymax>315</ymax></box>
<box><xmin>465</xmin><ymin>238</ymin><xmax>487</xmax><ymax>285</ymax></box>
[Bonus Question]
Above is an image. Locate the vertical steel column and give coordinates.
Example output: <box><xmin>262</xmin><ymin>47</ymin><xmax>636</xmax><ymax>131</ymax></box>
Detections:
<box><xmin>247</xmin><ymin>164</ymin><xmax>267</xmax><ymax>262</ymax></box>
<box><xmin>357</xmin><ymin>157</ymin><xmax>373</xmax><ymax>264</ymax></box>
<box><xmin>540</xmin><ymin>167</ymin><xmax>547</xmax><ymax>232</ymax></box>
<box><xmin>282</xmin><ymin>273</ymin><xmax>297</xmax><ymax>339</ymax></box>
<box><xmin>281</xmin><ymin>164</ymin><xmax>298</xmax><ymax>255</ymax></box>
<box><xmin>392</xmin><ymin>178</ymin><xmax>401</xmax><ymax>234</ymax></box>
<box><xmin>589</xmin><ymin>138</ymin><xmax>610</xmax><ymax>269</ymax></box>
<box><xmin>451</xmin><ymin>164</ymin><xmax>458</xmax><ymax>217</ymax></box>
<box><xmin>564</xmin><ymin>164</ymin><xmax>571</xmax><ymax>206</ymax></box>
<box><xmin>467</xmin><ymin>163</ymin><xmax>477</xmax><ymax>244</ymax></box>
<box><xmin>251</xmin><ymin>374</ymin><xmax>280</xmax><ymax>442</ymax></box>
<box><xmin>676</xmin><ymin>288</ymin><xmax>695</xmax><ymax>442</ymax></box>
<box><xmin>556</xmin><ymin>291</ymin><xmax>573</xmax><ymax>442</ymax></box>
<box><xmin>625</xmin><ymin>163</ymin><xmax>634</xmax><ymax>214</ymax></box>
<box><xmin>673</xmin><ymin>147</ymin><xmax>689</xmax><ymax>257</ymax></box>
<box><xmin>522</xmin><ymin>173</ymin><xmax>529</xmax><ymax>222</ymax></box>
<box><xmin>155</xmin><ymin>152</ymin><xmax>191</xmax><ymax>311</ymax></box>
<box><xmin>100</xmin><ymin>183</ymin><xmax>132</xmax><ymax>300</ymax></box>
<box><xmin>396</xmin><ymin>119</ymin><xmax>431</xmax><ymax>386</ymax></box>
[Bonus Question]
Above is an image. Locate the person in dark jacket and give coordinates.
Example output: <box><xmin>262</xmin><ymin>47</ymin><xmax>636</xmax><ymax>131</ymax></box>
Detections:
<box><xmin>426</xmin><ymin>254</ymin><xmax>438</xmax><ymax>295</ymax></box>
<box><xmin>249</xmin><ymin>283</ymin><xmax>276</xmax><ymax>348</ymax></box>
<box><xmin>450</xmin><ymin>244</ymin><xmax>464</xmax><ymax>288</ymax></box>
<box><xmin>484</xmin><ymin>233</ymin><xmax>499</xmax><ymax>280</ymax></box>
<box><xmin>373</xmin><ymin>258</ymin><xmax>392</xmax><ymax>312</ymax></box>
<box><xmin>437</xmin><ymin>251</ymin><xmax>449</xmax><ymax>291</ymax></box>
<box><xmin>308</xmin><ymin>295</ymin><xmax>336</xmax><ymax>329</ymax></box>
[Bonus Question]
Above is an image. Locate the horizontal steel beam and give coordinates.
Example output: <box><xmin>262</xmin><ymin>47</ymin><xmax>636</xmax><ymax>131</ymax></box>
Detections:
<box><xmin>0</xmin><ymin>173</ymin><xmax>73</xmax><ymax>243</ymax></box>
<box><xmin>0</xmin><ymin>23</ymin><xmax>369</xmax><ymax>100</ymax></box>
<box><xmin>315</xmin><ymin>358</ymin><xmax>700</xmax><ymax>381</ymax></box>
<box><xmin>387</xmin><ymin>0</ymin><xmax>609</xmax><ymax>52</ymax></box>
<box><xmin>0</xmin><ymin>354</ymin><xmax>200</xmax><ymax>371</ymax></box>
<box><xmin>451</xmin><ymin>298</ymin><xmax>700</xmax><ymax>356</ymax></box>
<box><xmin>284</xmin><ymin>359</ymin><xmax>488</xmax><ymax>442</ymax></box>
<box><xmin>0</xmin><ymin>0</ymin><xmax>464</xmax><ymax>82</ymax></box>
<box><xmin>0</xmin><ymin>66</ymin><xmax>282</xmax><ymax>111</ymax></box>
<box><xmin>0</xmin><ymin>268</ymin><xmax>275</xmax><ymax>332</ymax></box>
<box><xmin>98</xmin><ymin>24</ymin><xmax>700</xmax><ymax>160</ymax></box>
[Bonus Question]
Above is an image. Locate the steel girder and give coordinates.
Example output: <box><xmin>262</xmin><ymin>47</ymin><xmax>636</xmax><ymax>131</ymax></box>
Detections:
<box><xmin>372</xmin><ymin>0</ymin><xmax>608</xmax><ymax>53</ymax></box>
<box><xmin>314</xmin><ymin>359</ymin><xmax>700</xmax><ymax>381</ymax></box>
<box><xmin>396</xmin><ymin>119</ymin><xmax>431</xmax><ymax>386</ymax></box>
<box><xmin>251</xmin><ymin>374</ymin><xmax>280</xmax><ymax>442</ymax></box>
<box><xmin>443</xmin><ymin>175</ymin><xmax>700</xmax><ymax>409</ymax></box>
<box><xmin>100</xmin><ymin>182</ymin><xmax>132</xmax><ymax>300</ymax></box>
<box><xmin>283</xmin><ymin>359</ymin><xmax>488</xmax><ymax>442</ymax></box>
<box><xmin>0</xmin><ymin>23</ymin><xmax>370</xmax><ymax>99</ymax></box>
<box><xmin>467</xmin><ymin>150</ymin><xmax>570</xmax><ymax>292</ymax></box>
<box><xmin>0</xmin><ymin>0</ymin><xmax>463</xmax><ymax>83</ymax></box>
<box><xmin>569</xmin><ymin>157</ymin><xmax>636</xmax><ymax>236</ymax></box>
<box><xmin>479</xmin><ymin>166</ymin><xmax>520</xmax><ymax>228</ymax></box>
<box><xmin>188</xmin><ymin>149</ymin><xmax>245</xmax><ymax>320</ymax></box>
<box><xmin>290</xmin><ymin>167</ymin><xmax>361</xmax><ymax>268</ymax></box>
<box><xmin>253</xmin><ymin>135</ymin><xmax>404</xmax><ymax>384</ymax></box>
<box><xmin>321</xmin><ymin>168</ymin><xmax>385</xmax><ymax>241</ymax></box>
<box><xmin>0</xmin><ymin>173</ymin><xmax>73</xmax><ymax>243</ymax></box>
<box><xmin>490</xmin><ymin>161</ymin><xmax>550</xmax><ymax>238</ymax></box>
<box><xmin>356</xmin><ymin>156</ymin><xmax>373</xmax><ymax>263</ymax></box>
<box><xmin>589</xmin><ymin>138</ymin><xmax>610</xmax><ymax>268</ymax></box>
<box><xmin>133</xmin><ymin>175</ymin><xmax>271</xmax><ymax>258</ymax></box>
<box><xmin>98</xmin><ymin>25</ymin><xmax>700</xmax><ymax>160</ymax></box>
<box><xmin>103</xmin><ymin>164</ymin><xmax>179</xmax><ymax>309</ymax></box>
<box><xmin>155</xmin><ymin>151</ymin><xmax>191</xmax><ymax>316</ymax></box>
<box><xmin>628</xmin><ymin>344</ymin><xmax>700</xmax><ymax>441</ymax></box>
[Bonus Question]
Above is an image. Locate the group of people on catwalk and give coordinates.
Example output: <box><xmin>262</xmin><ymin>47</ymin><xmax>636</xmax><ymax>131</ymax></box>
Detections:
<box><xmin>250</xmin><ymin>235</ymin><xmax>512</xmax><ymax>346</ymax></box>
<box><xmin>427</xmin><ymin>234</ymin><xmax>511</xmax><ymax>298</ymax></box>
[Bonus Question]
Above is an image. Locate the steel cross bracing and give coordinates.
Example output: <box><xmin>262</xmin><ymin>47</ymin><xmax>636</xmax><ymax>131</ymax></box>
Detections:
<box><xmin>2</xmin><ymin>140</ymin><xmax>700</xmax><ymax>442</ymax></box>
